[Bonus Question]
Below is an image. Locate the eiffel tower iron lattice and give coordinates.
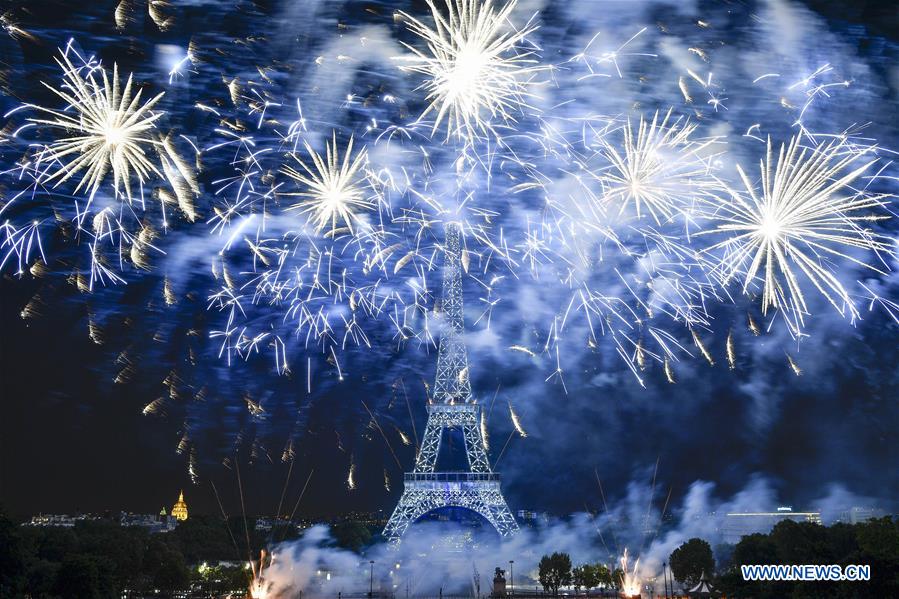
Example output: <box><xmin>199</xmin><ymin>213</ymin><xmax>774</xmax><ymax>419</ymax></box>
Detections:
<box><xmin>383</xmin><ymin>223</ymin><xmax>518</xmax><ymax>543</ymax></box>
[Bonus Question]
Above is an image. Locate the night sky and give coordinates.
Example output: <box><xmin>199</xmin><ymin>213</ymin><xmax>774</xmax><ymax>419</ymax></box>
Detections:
<box><xmin>1</xmin><ymin>0</ymin><xmax>898</xmax><ymax>524</ymax></box>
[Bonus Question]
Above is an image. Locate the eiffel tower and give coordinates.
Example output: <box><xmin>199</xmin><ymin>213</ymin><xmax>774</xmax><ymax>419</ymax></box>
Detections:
<box><xmin>383</xmin><ymin>223</ymin><xmax>518</xmax><ymax>543</ymax></box>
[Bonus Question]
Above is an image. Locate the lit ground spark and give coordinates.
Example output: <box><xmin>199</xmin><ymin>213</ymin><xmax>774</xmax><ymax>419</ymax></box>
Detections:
<box><xmin>397</xmin><ymin>0</ymin><xmax>542</xmax><ymax>140</ymax></box>
<box><xmin>249</xmin><ymin>549</ymin><xmax>273</xmax><ymax>599</ymax></box>
<box><xmin>700</xmin><ymin>136</ymin><xmax>893</xmax><ymax>331</ymax></box>
<box><xmin>282</xmin><ymin>134</ymin><xmax>375</xmax><ymax>235</ymax></box>
<box><xmin>619</xmin><ymin>548</ymin><xmax>642</xmax><ymax>597</ymax></box>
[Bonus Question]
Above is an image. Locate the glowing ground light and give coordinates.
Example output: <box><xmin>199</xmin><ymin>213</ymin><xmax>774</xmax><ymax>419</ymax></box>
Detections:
<box><xmin>619</xmin><ymin>548</ymin><xmax>642</xmax><ymax>597</ymax></box>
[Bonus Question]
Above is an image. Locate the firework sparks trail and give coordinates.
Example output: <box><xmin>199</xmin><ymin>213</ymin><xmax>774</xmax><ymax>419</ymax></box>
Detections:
<box><xmin>619</xmin><ymin>548</ymin><xmax>642</xmax><ymax>597</ymax></box>
<box><xmin>726</xmin><ymin>329</ymin><xmax>736</xmax><ymax>369</ymax></box>
<box><xmin>26</xmin><ymin>49</ymin><xmax>166</xmax><ymax>206</ymax></box>
<box><xmin>3</xmin><ymin>0</ymin><xmax>897</xmax><ymax>486</ymax></box>
<box><xmin>397</xmin><ymin>0</ymin><xmax>543</xmax><ymax>141</ymax></box>
<box><xmin>569</xmin><ymin>27</ymin><xmax>656</xmax><ymax>80</ymax></box>
<box><xmin>1</xmin><ymin>42</ymin><xmax>196</xmax><ymax>285</ymax></box>
<box><xmin>598</xmin><ymin>109</ymin><xmax>723</xmax><ymax>226</ymax></box>
<box><xmin>508</xmin><ymin>401</ymin><xmax>527</xmax><ymax>438</ymax></box>
<box><xmin>346</xmin><ymin>460</ymin><xmax>357</xmax><ymax>490</ymax></box>
<box><xmin>700</xmin><ymin>136</ymin><xmax>893</xmax><ymax>332</ymax></box>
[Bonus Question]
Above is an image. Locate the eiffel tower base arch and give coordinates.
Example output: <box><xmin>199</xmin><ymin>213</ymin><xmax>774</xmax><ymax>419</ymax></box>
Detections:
<box><xmin>382</xmin><ymin>473</ymin><xmax>518</xmax><ymax>543</ymax></box>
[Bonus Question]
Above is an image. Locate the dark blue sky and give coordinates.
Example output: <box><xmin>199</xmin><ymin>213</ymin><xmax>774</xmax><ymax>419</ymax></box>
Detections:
<box><xmin>1</xmin><ymin>0</ymin><xmax>897</xmax><ymax>522</ymax></box>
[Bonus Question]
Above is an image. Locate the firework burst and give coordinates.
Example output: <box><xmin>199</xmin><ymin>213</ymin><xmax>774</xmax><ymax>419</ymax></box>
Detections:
<box><xmin>203</xmin><ymin>101</ymin><xmax>445</xmax><ymax>376</ymax></box>
<box><xmin>701</xmin><ymin>136</ymin><xmax>893</xmax><ymax>330</ymax></box>
<box><xmin>1</xmin><ymin>44</ymin><xmax>195</xmax><ymax>285</ymax></box>
<box><xmin>502</xmin><ymin>108</ymin><xmax>725</xmax><ymax>385</ymax></box>
<box><xmin>598</xmin><ymin>109</ymin><xmax>722</xmax><ymax>225</ymax></box>
<box><xmin>282</xmin><ymin>133</ymin><xmax>375</xmax><ymax>235</ymax></box>
<box><xmin>26</xmin><ymin>50</ymin><xmax>167</xmax><ymax>205</ymax></box>
<box><xmin>397</xmin><ymin>0</ymin><xmax>542</xmax><ymax>140</ymax></box>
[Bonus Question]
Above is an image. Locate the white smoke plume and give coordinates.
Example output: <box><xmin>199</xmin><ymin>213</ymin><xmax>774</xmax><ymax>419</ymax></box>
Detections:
<box><xmin>256</xmin><ymin>476</ymin><xmax>890</xmax><ymax>597</ymax></box>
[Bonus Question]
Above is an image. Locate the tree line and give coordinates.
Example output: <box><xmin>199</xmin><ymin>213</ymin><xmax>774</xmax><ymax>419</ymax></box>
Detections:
<box><xmin>535</xmin><ymin>516</ymin><xmax>898</xmax><ymax>598</ymax></box>
<box><xmin>3</xmin><ymin>509</ymin><xmax>896</xmax><ymax>598</ymax></box>
<box><xmin>0</xmin><ymin>509</ymin><xmax>377</xmax><ymax>598</ymax></box>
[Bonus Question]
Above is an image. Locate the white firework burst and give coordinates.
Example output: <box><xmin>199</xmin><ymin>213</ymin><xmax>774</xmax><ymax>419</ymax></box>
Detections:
<box><xmin>27</xmin><ymin>50</ymin><xmax>167</xmax><ymax>204</ymax></box>
<box><xmin>397</xmin><ymin>0</ymin><xmax>541</xmax><ymax>140</ymax></box>
<box><xmin>281</xmin><ymin>134</ymin><xmax>374</xmax><ymax>235</ymax></box>
<box><xmin>598</xmin><ymin>109</ymin><xmax>721</xmax><ymax>225</ymax></box>
<box><xmin>1</xmin><ymin>47</ymin><xmax>197</xmax><ymax>284</ymax></box>
<box><xmin>701</xmin><ymin>136</ymin><xmax>893</xmax><ymax>328</ymax></box>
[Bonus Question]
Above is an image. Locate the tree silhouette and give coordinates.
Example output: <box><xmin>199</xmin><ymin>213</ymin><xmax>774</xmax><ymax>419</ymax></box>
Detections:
<box><xmin>539</xmin><ymin>552</ymin><xmax>572</xmax><ymax>595</ymax></box>
<box><xmin>669</xmin><ymin>538</ymin><xmax>714</xmax><ymax>587</ymax></box>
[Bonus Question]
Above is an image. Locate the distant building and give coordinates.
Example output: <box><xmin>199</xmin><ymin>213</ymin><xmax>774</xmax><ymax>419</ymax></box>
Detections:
<box><xmin>722</xmin><ymin>506</ymin><xmax>821</xmax><ymax>543</ymax></box>
<box><xmin>171</xmin><ymin>490</ymin><xmax>188</xmax><ymax>521</ymax></box>
<box><xmin>255</xmin><ymin>517</ymin><xmax>275</xmax><ymax>532</ymax></box>
<box><xmin>837</xmin><ymin>507</ymin><xmax>887</xmax><ymax>524</ymax></box>
<box><xmin>328</xmin><ymin>510</ymin><xmax>387</xmax><ymax>526</ymax></box>
<box><xmin>25</xmin><ymin>514</ymin><xmax>99</xmax><ymax>528</ymax></box>
<box><xmin>516</xmin><ymin>510</ymin><xmax>549</xmax><ymax>526</ymax></box>
<box><xmin>120</xmin><ymin>511</ymin><xmax>177</xmax><ymax>533</ymax></box>
<box><xmin>25</xmin><ymin>511</ymin><xmax>178</xmax><ymax>533</ymax></box>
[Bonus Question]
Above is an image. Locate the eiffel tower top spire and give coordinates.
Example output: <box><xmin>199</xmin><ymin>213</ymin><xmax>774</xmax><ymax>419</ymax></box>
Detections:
<box><xmin>433</xmin><ymin>222</ymin><xmax>472</xmax><ymax>404</ymax></box>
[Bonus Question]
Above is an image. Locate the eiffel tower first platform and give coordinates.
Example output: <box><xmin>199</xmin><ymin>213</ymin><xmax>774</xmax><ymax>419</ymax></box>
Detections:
<box><xmin>382</xmin><ymin>223</ymin><xmax>518</xmax><ymax>544</ymax></box>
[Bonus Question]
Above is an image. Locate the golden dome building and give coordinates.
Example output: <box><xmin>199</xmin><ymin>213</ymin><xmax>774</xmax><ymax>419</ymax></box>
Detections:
<box><xmin>171</xmin><ymin>490</ymin><xmax>188</xmax><ymax>521</ymax></box>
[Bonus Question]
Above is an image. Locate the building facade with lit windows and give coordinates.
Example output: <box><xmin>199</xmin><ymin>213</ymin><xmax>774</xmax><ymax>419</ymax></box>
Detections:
<box><xmin>722</xmin><ymin>506</ymin><xmax>821</xmax><ymax>543</ymax></box>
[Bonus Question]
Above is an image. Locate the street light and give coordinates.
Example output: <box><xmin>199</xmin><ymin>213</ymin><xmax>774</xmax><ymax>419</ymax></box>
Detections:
<box><xmin>662</xmin><ymin>561</ymin><xmax>668</xmax><ymax>599</ymax></box>
<box><xmin>509</xmin><ymin>560</ymin><xmax>514</xmax><ymax>598</ymax></box>
<box><xmin>369</xmin><ymin>560</ymin><xmax>375</xmax><ymax>598</ymax></box>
